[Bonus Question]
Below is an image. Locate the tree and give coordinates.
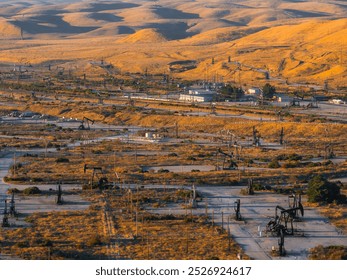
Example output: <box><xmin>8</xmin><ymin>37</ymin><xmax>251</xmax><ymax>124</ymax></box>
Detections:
<box><xmin>262</xmin><ymin>83</ymin><xmax>276</xmax><ymax>99</ymax></box>
<box><xmin>307</xmin><ymin>175</ymin><xmax>343</xmax><ymax>203</ymax></box>
<box><xmin>219</xmin><ymin>84</ymin><xmax>244</xmax><ymax>100</ymax></box>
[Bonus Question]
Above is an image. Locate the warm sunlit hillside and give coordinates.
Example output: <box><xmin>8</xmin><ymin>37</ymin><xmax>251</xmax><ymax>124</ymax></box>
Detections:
<box><xmin>0</xmin><ymin>0</ymin><xmax>345</xmax><ymax>87</ymax></box>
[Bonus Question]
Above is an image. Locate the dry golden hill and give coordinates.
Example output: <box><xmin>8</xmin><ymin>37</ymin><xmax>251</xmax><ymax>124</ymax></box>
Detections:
<box><xmin>0</xmin><ymin>18</ymin><xmax>21</xmax><ymax>38</ymax></box>
<box><xmin>0</xmin><ymin>0</ymin><xmax>346</xmax><ymax>87</ymax></box>
<box><xmin>118</xmin><ymin>28</ymin><xmax>168</xmax><ymax>43</ymax></box>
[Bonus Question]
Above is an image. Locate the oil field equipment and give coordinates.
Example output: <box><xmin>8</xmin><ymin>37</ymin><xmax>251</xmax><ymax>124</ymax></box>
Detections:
<box><xmin>252</xmin><ymin>126</ymin><xmax>261</xmax><ymax>147</ymax></box>
<box><xmin>1</xmin><ymin>200</ymin><xmax>10</xmax><ymax>227</ymax></box>
<box><xmin>324</xmin><ymin>143</ymin><xmax>334</xmax><ymax>159</ymax></box>
<box><xmin>56</xmin><ymin>182</ymin><xmax>63</xmax><ymax>205</ymax></box>
<box><xmin>83</xmin><ymin>164</ymin><xmax>110</xmax><ymax>189</ymax></box>
<box><xmin>9</xmin><ymin>192</ymin><xmax>17</xmax><ymax>217</ymax></box>
<box><xmin>266</xmin><ymin>203</ymin><xmax>304</xmax><ymax>236</ymax></box>
<box><xmin>234</xmin><ymin>199</ymin><xmax>241</xmax><ymax>220</ymax></box>
<box><xmin>189</xmin><ymin>185</ymin><xmax>197</xmax><ymax>208</ymax></box>
<box><xmin>78</xmin><ymin>116</ymin><xmax>94</xmax><ymax>130</ymax></box>
<box><xmin>217</xmin><ymin>148</ymin><xmax>238</xmax><ymax>170</ymax></box>
<box><xmin>247</xmin><ymin>179</ymin><xmax>255</xmax><ymax>195</ymax></box>
<box><xmin>288</xmin><ymin>193</ymin><xmax>302</xmax><ymax>219</ymax></box>
<box><xmin>278</xmin><ymin>227</ymin><xmax>285</xmax><ymax>256</ymax></box>
<box><xmin>279</xmin><ymin>127</ymin><xmax>284</xmax><ymax>145</ymax></box>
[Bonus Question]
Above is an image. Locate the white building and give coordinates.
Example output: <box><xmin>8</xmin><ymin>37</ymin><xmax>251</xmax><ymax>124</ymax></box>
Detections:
<box><xmin>246</xmin><ymin>87</ymin><xmax>262</xmax><ymax>96</ymax></box>
<box><xmin>179</xmin><ymin>89</ymin><xmax>216</xmax><ymax>102</ymax></box>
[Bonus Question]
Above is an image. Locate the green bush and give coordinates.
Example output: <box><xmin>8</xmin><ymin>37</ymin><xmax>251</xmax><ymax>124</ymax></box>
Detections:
<box><xmin>23</xmin><ymin>186</ymin><xmax>41</xmax><ymax>195</ymax></box>
<box><xmin>307</xmin><ymin>175</ymin><xmax>343</xmax><ymax>203</ymax></box>
<box><xmin>55</xmin><ymin>157</ymin><xmax>69</xmax><ymax>163</ymax></box>
<box><xmin>268</xmin><ymin>159</ymin><xmax>280</xmax><ymax>168</ymax></box>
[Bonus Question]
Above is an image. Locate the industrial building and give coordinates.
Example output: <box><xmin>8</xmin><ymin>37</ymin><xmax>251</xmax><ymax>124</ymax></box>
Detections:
<box><xmin>179</xmin><ymin>89</ymin><xmax>216</xmax><ymax>102</ymax></box>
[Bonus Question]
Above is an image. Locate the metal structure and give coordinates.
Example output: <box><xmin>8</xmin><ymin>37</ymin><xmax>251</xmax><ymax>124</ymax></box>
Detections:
<box><xmin>189</xmin><ymin>185</ymin><xmax>197</xmax><ymax>208</ymax></box>
<box><xmin>217</xmin><ymin>148</ymin><xmax>238</xmax><ymax>170</ymax></box>
<box><xmin>56</xmin><ymin>182</ymin><xmax>63</xmax><ymax>205</ymax></box>
<box><xmin>247</xmin><ymin>179</ymin><xmax>255</xmax><ymax>195</ymax></box>
<box><xmin>278</xmin><ymin>227</ymin><xmax>285</xmax><ymax>256</ymax></box>
<box><xmin>234</xmin><ymin>199</ymin><xmax>241</xmax><ymax>220</ymax></box>
<box><xmin>266</xmin><ymin>203</ymin><xmax>304</xmax><ymax>236</ymax></box>
<box><xmin>288</xmin><ymin>193</ymin><xmax>302</xmax><ymax>219</ymax></box>
<box><xmin>324</xmin><ymin>143</ymin><xmax>334</xmax><ymax>159</ymax></box>
<box><xmin>279</xmin><ymin>127</ymin><xmax>284</xmax><ymax>145</ymax></box>
<box><xmin>83</xmin><ymin>164</ymin><xmax>109</xmax><ymax>189</ymax></box>
<box><xmin>79</xmin><ymin>117</ymin><xmax>94</xmax><ymax>130</ymax></box>
<box><xmin>9</xmin><ymin>192</ymin><xmax>16</xmax><ymax>217</ymax></box>
<box><xmin>252</xmin><ymin>126</ymin><xmax>261</xmax><ymax>147</ymax></box>
<box><xmin>289</xmin><ymin>99</ymin><xmax>301</xmax><ymax>107</ymax></box>
<box><xmin>1</xmin><ymin>200</ymin><xmax>10</xmax><ymax>227</ymax></box>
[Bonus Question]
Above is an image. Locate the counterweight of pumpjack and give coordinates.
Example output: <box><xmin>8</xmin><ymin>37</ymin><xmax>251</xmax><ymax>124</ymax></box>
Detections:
<box><xmin>187</xmin><ymin>267</ymin><xmax>251</xmax><ymax>276</ymax></box>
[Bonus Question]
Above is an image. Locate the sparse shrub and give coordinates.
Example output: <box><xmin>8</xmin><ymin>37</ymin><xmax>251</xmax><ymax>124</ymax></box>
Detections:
<box><xmin>55</xmin><ymin>157</ymin><xmax>69</xmax><ymax>163</ymax></box>
<box><xmin>158</xmin><ymin>168</ymin><xmax>170</xmax><ymax>173</ymax></box>
<box><xmin>309</xmin><ymin>245</ymin><xmax>347</xmax><ymax>260</ymax></box>
<box><xmin>268</xmin><ymin>159</ymin><xmax>280</xmax><ymax>168</ymax></box>
<box><xmin>87</xmin><ymin>235</ymin><xmax>102</xmax><ymax>247</ymax></box>
<box><xmin>168</xmin><ymin>153</ymin><xmax>178</xmax><ymax>157</ymax></box>
<box><xmin>282</xmin><ymin>161</ymin><xmax>302</xmax><ymax>168</ymax></box>
<box><xmin>23</xmin><ymin>186</ymin><xmax>41</xmax><ymax>195</ymax></box>
<box><xmin>7</xmin><ymin>188</ymin><xmax>20</xmax><ymax>194</ymax></box>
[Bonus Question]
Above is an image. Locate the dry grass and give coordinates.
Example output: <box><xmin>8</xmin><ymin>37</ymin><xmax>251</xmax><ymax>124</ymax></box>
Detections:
<box><xmin>309</xmin><ymin>245</ymin><xmax>347</xmax><ymax>260</ymax></box>
<box><xmin>0</xmin><ymin>188</ymin><xmax>247</xmax><ymax>260</ymax></box>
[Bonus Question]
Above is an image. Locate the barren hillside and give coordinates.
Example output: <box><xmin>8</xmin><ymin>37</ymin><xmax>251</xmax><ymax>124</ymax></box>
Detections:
<box><xmin>0</xmin><ymin>0</ymin><xmax>345</xmax><ymax>87</ymax></box>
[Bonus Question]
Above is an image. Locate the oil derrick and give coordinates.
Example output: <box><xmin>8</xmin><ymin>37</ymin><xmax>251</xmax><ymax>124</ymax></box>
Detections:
<box><xmin>234</xmin><ymin>199</ymin><xmax>241</xmax><ymax>220</ymax></box>
<box><xmin>9</xmin><ymin>192</ymin><xmax>17</xmax><ymax>217</ymax></box>
<box><xmin>247</xmin><ymin>179</ymin><xmax>254</xmax><ymax>195</ymax></box>
<box><xmin>1</xmin><ymin>200</ymin><xmax>10</xmax><ymax>227</ymax></box>
<box><xmin>189</xmin><ymin>185</ymin><xmax>197</xmax><ymax>208</ymax></box>
<box><xmin>252</xmin><ymin>126</ymin><xmax>261</xmax><ymax>147</ymax></box>
<box><xmin>78</xmin><ymin>116</ymin><xmax>94</xmax><ymax>130</ymax></box>
<box><xmin>279</xmin><ymin>127</ymin><xmax>284</xmax><ymax>145</ymax></box>
<box><xmin>56</xmin><ymin>182</ymin><xmax>63</xmax><ymax>205</ymax></box>
<box><xmin>217</xmin><ymin>148</ymin><xmax>238</xmax><ymax>170</ymax></box>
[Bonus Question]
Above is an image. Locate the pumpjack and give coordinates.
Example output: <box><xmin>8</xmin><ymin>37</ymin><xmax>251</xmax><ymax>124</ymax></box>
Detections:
<box><xmin>79</xmin><ymin>117</ymin><xmax>94</xmax><ymax>130</ymax></box>
<box><xmin>324</xmin><ymin>143</ymin><xmax>334</xmax><ymax>159</ymax></box>
<box><xmin>234</xmin><ymin>199</ymin><xmax>241</xmax><ymax>220</ymax></box>
<box><xmin>83</xmin><ymin>164</ymin><xmax>109</xmax><ymax>189</ymax></box>
<box><xmin>1</xmin><ymin>200</ymin><xmax>10</xmax><ymax>227</ymax></box>
<box><xmin>56</xmin><ymin>182</ymin><xmax>63</xmax><ymax>205</ymax></box>
<box><xmin>217</xmin><ymin>148</ymin><xmax>238</xmax><ymax>170</ymax></box>
<box><xmin>266</xmin><ymin>202</ymin><xmax>304</xmax><ymax>236</ymax></box>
